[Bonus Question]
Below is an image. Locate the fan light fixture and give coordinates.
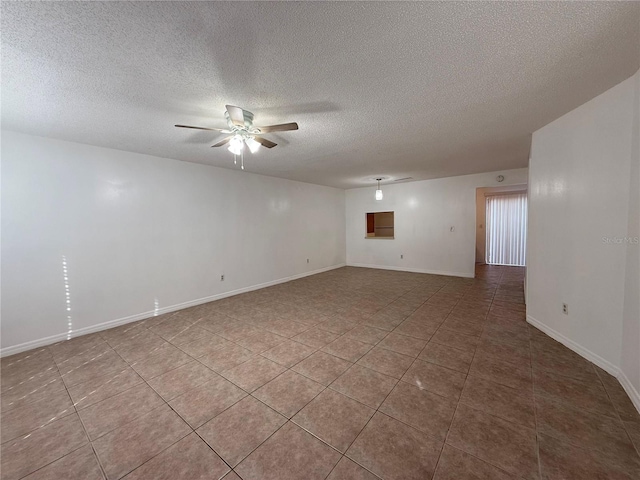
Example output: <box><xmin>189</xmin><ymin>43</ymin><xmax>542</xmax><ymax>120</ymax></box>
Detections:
<box><xmin>175</xmin><ymin>105</ymin><xmax>299</xmax><ymax>170</ymax></box>
<box><xmin>375</xmin><ymin>178</ymin><xmax>384</xmax><ymax>201</ymax></box>
<box><xmin>228</xmin><ymin>134</ymin><xmax>261</xmax><ymax>155</ymax></box>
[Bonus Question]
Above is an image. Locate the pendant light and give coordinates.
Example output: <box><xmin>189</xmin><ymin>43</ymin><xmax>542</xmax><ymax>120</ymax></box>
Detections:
<box><xmin>375</xmin><ymin>178</ymin><xmax>384</xmax><ymax>201</ymax></box>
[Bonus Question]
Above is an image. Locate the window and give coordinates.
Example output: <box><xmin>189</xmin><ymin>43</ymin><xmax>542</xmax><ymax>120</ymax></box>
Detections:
<box><xmin>366</xmin><ymin>211</ymin><xmax>394</xmax><ymax>238</ymax></box>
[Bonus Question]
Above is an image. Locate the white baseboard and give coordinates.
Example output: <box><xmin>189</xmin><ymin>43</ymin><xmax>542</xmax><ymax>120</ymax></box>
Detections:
<box><xmin>618</xmin><ymin>370</ymin><xmax>640</xmax><ymax>417</ymax></box>
<box><xmin>526</xmin><ymin>315</ymin><xmax>619</xmax><ymax>376</ymax></box>
<box><xmin>346</xmin><ymin>262</ymin><xmax>474</xmax><ymax>278</ymax></box>
<box><xmin>0</xmin><ymin>263</ymin><xmax>346</xmax><ymax>358</ymax></box>
<box><xmin>527</xmin><ymin>314</ymin><xmax>640</xmax><ymax>415</ymax></box>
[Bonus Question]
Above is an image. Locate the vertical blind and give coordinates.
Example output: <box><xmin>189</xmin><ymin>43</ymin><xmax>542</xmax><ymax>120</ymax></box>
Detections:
<box><xmin>486</xmin><ymin>192</ymin><xmax>528</xmax><ymax>266</ymax></box>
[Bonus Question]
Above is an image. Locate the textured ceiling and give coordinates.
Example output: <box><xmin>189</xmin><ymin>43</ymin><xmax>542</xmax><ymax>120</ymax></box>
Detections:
<box><xmin>2</xmin><ymin>1</ymin><xmax>639</xmax><ymax>188</ymax></box>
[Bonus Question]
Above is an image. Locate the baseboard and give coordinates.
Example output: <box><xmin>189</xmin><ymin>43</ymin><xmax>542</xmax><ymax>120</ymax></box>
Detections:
<box><xmin>527</xmin><ymin>314</ymin><xmax>640</xmax><ymax>414</ymax></box>
<box><xmin>526</xmin><ymin>314</ymin><xmax>620</xmax><ymax>376</ymax></box>
<box><xmin>0</xmin><ymin>263</ymin><xmax>346</xmax><ymax>357</ymax></box>
<box><xmin>618</xmin><ymin>370</ymin><xmax>640</xmax><ymax>417</ymax></box>
<box><xmin>346</xmin><ymin>262</ymin><xmax>474</xmax><ymax>278</ymax></box>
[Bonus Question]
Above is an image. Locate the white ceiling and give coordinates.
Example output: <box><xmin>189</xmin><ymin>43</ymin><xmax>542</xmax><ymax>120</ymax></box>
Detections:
<box><xmin>2</xmin><ymin>1</ymin><xmax>639</xmax><ymax>189</ymax></box>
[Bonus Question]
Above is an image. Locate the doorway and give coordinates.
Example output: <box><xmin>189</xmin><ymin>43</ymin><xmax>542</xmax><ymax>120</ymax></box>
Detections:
<box><xmin>475</xmin><ymin>185</ymin><xmax>528</xmax><ymax>266</ymax></box>
<box><xmin>485</xmin><ymin>192</ymin><xmax>528</xmax><ymax>266</ymax></box>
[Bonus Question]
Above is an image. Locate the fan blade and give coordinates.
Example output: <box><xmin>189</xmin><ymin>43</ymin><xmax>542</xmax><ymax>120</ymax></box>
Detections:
<box><xmin>211</xmin><ymin>137</ymin><xmax>232</xmax><ymax>147</ymax></box>
<box><xmin>254</xmin><ymin>136</ymin><xmax>277</xmax><ymax>148</ymax></box>
<box><xmin>175</xmin><ymin>124</ymin><xmax>227</xmax><ymax>131</ymax></box>
<box><xmin>255</xmin><ymin>122</ymin><xmax>299</xmax><ymax>133</ymax></box>
<box><xmin>225</xmin><ymin>105</ymin><xmax>246</xmax><ymax>127</ymax></box>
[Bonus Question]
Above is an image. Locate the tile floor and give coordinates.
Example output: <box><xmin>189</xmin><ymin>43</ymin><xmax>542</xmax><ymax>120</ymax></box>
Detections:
<box><xmin>2</xmin><ymin>265</ymin><xmax>640</xmax><ymax>480</ymax></box>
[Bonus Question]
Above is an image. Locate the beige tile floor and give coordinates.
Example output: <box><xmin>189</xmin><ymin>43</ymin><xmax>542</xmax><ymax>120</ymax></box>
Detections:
<box><xmin>2</xmin><ymin>265</ymin><xmax>640</xmax><ymax>479</ymax></box>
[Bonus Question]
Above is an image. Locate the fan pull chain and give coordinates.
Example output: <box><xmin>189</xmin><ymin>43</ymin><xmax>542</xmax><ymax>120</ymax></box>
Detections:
<box><xmin>233</xmin><ymin>154</ymin><xmax>237</xmax><ymax>165</ymax></box>
<box><xmin>241</xmin><ymin>151</ymin><xmax>245</xmax><ymax>170</ymax></box>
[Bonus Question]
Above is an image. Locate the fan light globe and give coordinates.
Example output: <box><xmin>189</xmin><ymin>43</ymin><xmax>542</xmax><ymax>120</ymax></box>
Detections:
<box><xmin>228</xmin><ymin>136</ymin><xmax>244</xmax><ymax>155</ymax></box>
<box><xmin>245</xmin><ymin>137</ymin><xmax>261</xmax><ymax>154</ymax></box>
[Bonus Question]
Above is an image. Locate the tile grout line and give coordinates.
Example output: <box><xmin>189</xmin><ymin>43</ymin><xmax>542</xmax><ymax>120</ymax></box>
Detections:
<box><xmin>319</xmin><ymin>279</ymin><xmax>451</xmax><ymax>480</ymax></box>
<box><xmin>4</xmin><ymin>267</ymin><xmax>584</xmax><ymax>480</ymax></box>
<box><xmin>244</xmin><ymin>280</ymin><xmax>434</xmax><ymax>479</ymax></box>
<box><xmin>108</xmin><ymin>334</ymin><xmax>240</xmax><ymax>479</ymax></box>
<box><xmin>64</xmin><ymin>301</ymin><xmax>342</xmax><ymax>470</ymax></box>
<box><xmin>334</xmin><ymin>278</ymin><xmax>458</xmax><ymax>479</ymax></box>
<box><xmin>592</xmin><ymin>361</ymin><xmax>640</xmax><ymax>459</ymax></box>
<box><xmin>429</xmin><ymin>274</ymin><xmax>495</xmax><ymax>479</ymax></box>
<box><xmin>530</xmin><ymin>313</ymin><xmax>640</xmax><ymax>469</ymax></box>
<box><xmin>224</xmin><ymin>277</ymin><xmax>449</xmax><ymax>479</ymax></box>
<box><xmin>55</xmin><ymin>346</ymin><xmax>110</xmax><ymax>480</ymax></box>
<box><xmin>68</xmin><ymin>328</ymin><xmax>204</xmax><ymax>480</ymax></box>
<box><xmin>97</xmin><ymin>335</ymin><xmax>202</xmax><ymax>480</ymax></box>
<box><xmin>433</xmin><ymin>267</ymin><xmax>536</xmax><ymax>479</ymax></box>
<box><xmin>529</xmin><ymin>286</ymin><xmax>544</xmax><ymax>480</ymax></box>
<box><xmin>7</xmin><ymin>345</ymin><xmax>108</xmax><ymax>480</ymax></box>
<box><xmin>123</xmin><ymin>285</ymin><xmax>403</xmax><ymax>478</ymax></box>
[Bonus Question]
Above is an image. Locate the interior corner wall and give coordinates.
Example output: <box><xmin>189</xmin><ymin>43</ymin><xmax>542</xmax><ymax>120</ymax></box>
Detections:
<box><xmin>345</xmin><ymin>168</ymin><xmax>529</xmax><ymax>278</ymax></box>
<box><xmin>527</xmin><ymin>70</ymin><xmax>640</xmax><ymax>404</ymax></box>
<box><xmin>0</xmin><ymin>131</ymin><xmax>346</xmax><ymax>355</ymax></box>
<box><xmin>621</xmin><ymin>70</ymin><xmax>640</xmax><ymax>396</ymax></box>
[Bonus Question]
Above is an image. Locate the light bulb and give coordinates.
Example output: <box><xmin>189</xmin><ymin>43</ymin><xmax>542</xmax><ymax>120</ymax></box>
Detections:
<box><xmin>228</xmin><ymin>136</ymin><xmax>244</xmax><ymax>155</ymax></box>
<box><xmin>245</xmin><ymin>137</ymin><xmax>261</xmax><ymax>154</ymax></box>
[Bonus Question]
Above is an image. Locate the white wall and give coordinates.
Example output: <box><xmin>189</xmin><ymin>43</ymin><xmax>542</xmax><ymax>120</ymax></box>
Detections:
<box><xmin>528</xmin><ymin>70</ymin><xmax>639</xmax><ymax>403</ymax></box>
<box><xmin>1</xmin><ymin>131</ymin><xmax>346</xmax><ymax>354</ymax></box>
<box><xmin>345</xmin><ymin>168</ymin><xmax>529</xmax><ymax>277</ymax></box>
<box><xmin>621</xmin><ymin>70</ymin><xmax>640</xmax><ymax>395</ymax></box>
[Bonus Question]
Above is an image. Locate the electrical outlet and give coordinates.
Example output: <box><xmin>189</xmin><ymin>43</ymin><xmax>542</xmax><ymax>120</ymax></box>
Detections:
<box><xmin>221</xmin><ymin>275</ymin><xmax>225</xmax><ymax>282</ymax></box>
<box><xmin>562</xmin><ymin>303</ymin><xmax>568</xmax><ymax>315</ymax></box>
<box><xmin>400</xmin><ymin>254</ymin><xmax>404</xmax><ymax>259</ymax></box>
<box><xmin>307</xmin><ymin>259</ymin><xmax>309</xmax><ymax>263</ymax></box>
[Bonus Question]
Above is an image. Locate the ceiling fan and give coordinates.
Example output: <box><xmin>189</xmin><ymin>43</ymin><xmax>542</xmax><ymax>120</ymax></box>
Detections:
<box><xmin>175</xmin><ymin>105</ymin><xmax>299</xmax><ymax>157</ymax></box>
